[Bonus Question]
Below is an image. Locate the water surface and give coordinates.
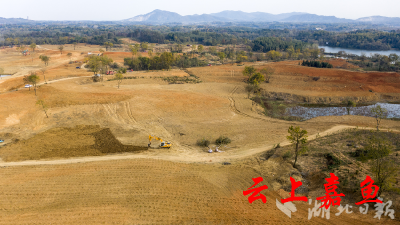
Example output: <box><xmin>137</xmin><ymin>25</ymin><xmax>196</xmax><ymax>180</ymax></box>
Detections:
<box><xmin>318</xmin><ymin>46</ymin><xmax>400</xmax><ymax>57</ymax></box>
<box><xmin>286</xmin><ymin>103</ymin><xmax>400</xmax><ymax>120</ymax></box>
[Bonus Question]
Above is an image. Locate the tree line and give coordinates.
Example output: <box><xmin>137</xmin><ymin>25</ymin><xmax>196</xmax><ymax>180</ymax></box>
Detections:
<box><xmin>2</xmin><ymin>24</ymin><xmax>399</xmax><ymax>51</ymax></box>
<box><xmin>301</xmin><ymin>60</ymin><xmax>333</xmax><ymax>68</ymax></box>
<box><xmin>123</xmin><ymin>52</ymin><xmax>207</xmax><ymax>71</ymax></box>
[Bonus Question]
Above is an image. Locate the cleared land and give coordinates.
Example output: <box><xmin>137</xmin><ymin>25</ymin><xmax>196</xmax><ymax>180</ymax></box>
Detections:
<box><xmin>0</xmin><ymin>158</ymin><xmax>396</xmax><ymax>224</ymax></box>
<box><xmin>0</xmin><ymin>45</ymin><xmax>399</xmax><ymax>223</ymax></box>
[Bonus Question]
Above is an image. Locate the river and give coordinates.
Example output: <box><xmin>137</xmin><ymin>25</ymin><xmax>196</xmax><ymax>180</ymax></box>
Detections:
<box><xmin>318</xmin><ymin>46</ymin><xmax>400</xmax><ymax>57</ymax></box>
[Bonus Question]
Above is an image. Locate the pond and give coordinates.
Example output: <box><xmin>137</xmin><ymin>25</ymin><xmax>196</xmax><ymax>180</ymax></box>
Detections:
<box><xmin>0</xmin><ymin>75</ymin><xmax>12</xmax><ymax>78</ymax></box>
<box><xmin>285</xmin><ymin>103</ymin><xmax>400</xmax><ymax>120</ymax></box>
<box><xmin>318</xmin><ymin>46</ymin><xmax>400</xmax><ymax>57</ymax></box>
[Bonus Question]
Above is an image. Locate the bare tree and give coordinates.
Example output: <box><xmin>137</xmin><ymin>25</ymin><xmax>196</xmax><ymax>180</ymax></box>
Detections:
<box><xmin>67</xmin><ymin>53</ymin><xmax>72</xmax><ymax>62</ymax></box>
<box><xmin>129</xmin><ymin>45</ymin><xmax>137</xmax><ymax>59</ymax></box>
<box><xmin>58</xmin><ymin>45</ymin><xmax>64</xmax><ymax>54</ymax></box>
<box><xmin>364</xmin><ymin>135</ymin><xmax>397</xmax><ymax>196</ymax></box>
<box><xmin>36</xmin><ymin>100</ymin><xmax>49</xmax><ymax>118</ymax></box>
<box><xmin>40</xmin><ymin>68</ymin><xmax>47</xmax><ymax>83</ymax></box>
<box><xmin>260</xmin><ymin>67</ymin><xmax>275</xmax><ymax>83</ymax></box>
<box><xmin>115</xmin><ymin>73</ymin><xmax>124</xmax><ymax>88</ymax></box>
<box><xmin>371</xmin><ymin>105</ymin><xmax>388</xmax><ymax>131</ymax></box>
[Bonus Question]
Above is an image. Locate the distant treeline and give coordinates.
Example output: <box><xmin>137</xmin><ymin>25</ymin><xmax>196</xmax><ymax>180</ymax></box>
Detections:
<box><xmin>126</xmin><ymin>29</ymin><xmax>246</xmax><ymax>45</ymax></box>
<box><xmin>1</xmin><ymin>25</ymin><xmax>121</xmax><ymax>46</ymax></box>
<box><xmin>296</xmin><ymin>30</ymin><xmax>400</xmax><ymax>51</ymax></box>
<box><xmin>1</xmin><ymin>24</ymin><xmax>399</xmax><ymax>51</ymax></box>
<box><xmin>252</xmin><ymin>37</ymin><xmax>308</xmax><ymax>52</ymax></box>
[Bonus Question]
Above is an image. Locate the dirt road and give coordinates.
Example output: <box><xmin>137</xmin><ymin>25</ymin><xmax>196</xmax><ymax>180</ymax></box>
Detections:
<box><xmin>0</xmin><ymin>125</ymin><xmax>374</xmax><ymax>167</ymax></box>
<box><xmin>38</xmin><ymin>76</ymin><xmax>92</xmax><ymax>85</ymax></box>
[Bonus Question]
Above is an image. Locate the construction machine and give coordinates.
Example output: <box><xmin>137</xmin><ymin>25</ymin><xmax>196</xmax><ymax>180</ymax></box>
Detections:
<box><xmin>148</xmin><ymin>135</ymin><xmax>172</xmax><ymax>148</ymax></box>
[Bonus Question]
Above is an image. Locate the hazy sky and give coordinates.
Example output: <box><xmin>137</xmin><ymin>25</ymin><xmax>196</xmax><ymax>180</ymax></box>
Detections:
<box><xmin>1</xmin><ymin>0</ymin><xmax>399</xmax><ymax>21</ymax></box>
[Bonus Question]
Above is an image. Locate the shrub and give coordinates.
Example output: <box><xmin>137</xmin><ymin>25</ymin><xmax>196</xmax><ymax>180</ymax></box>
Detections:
<box><xmin>110</xmin><ymin>62</ymin><xmax>120</xmax><ymax>69</ymax></box>
<box><xmin>312</xmin><ymin>77</ymin><xmax>320</xmax><ymax>81</ymax></box>
<box><xmin>215</xmin><ymin>136</ymin><xmax>231</xmax><ymax>145</ymax></box>
<box><xmin>196</xmin><ymin>138</ymin><xmax>210</xmax><ymax>147</ymax></box>
<box><xmin>283</xmin><ymin>151</ymin><xmax>292</xmax><ymax>159</ymax></box>
<box><xmin>324</xmin><ymin>153</ymin><xmax>342</xmax><ymax>170</ymax></box>
<box><xmin>92</xmin><ymin>75</ymin><xmax>101</xmax><ymax>82</ymax></box>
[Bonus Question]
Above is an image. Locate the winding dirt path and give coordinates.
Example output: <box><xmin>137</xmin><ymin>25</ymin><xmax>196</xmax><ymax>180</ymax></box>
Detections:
<box><xmin>0</xmin><ymin>125</ymin><xmax>374</xmax><ymax>167</ymax></box>
<box><xmin>228</xmin><ymin>86</ymin><xmax>271</xmax><ymax>121</ymax></box>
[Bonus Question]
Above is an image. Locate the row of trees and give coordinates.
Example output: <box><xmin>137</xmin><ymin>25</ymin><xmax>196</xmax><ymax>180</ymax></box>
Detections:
<box><xmin>123</xmin><ymin>52</ymin><xmax>208</xmax><ymax>71</ymax></box>
<box><xmin>1</xmin><ymin>25</ymin><xmax>122</xmax><ymax>46</ymax></box>
<box><xmin>127</xmin><ymin>28</ymin><xmax>246</xmax><ymax>46</ymax></box>
<box><xmin>252</xmin><ymin>37</ymin><xmax>309</xmax><ymax>53</ymax></box>
<box><xmin>301</xmin><ymin>60</ymin><xmax>333</xmax><ymax>68</ymax></box>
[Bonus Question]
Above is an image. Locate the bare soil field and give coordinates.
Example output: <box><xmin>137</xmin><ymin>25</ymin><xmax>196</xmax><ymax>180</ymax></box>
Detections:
<box><xmin>326</xmin><ymin>58</ymin><xmax>360</xmax><ymax>69</ymax></box>
<box><xmin>187</xmin><ymin>61</ymin><xmax>400</xmax><ymax>103</ymax></box>
<box><xmin>0</xmin><ymin>125</ymin><xmax>147</xmax><ymax>161</ymax></box>
<box><xmin>0</xmin><ymin>158</ymin><xmax>395</xmax><ymax>224</ymax></box>
<box><xmin>0</xmin><ymin>45</ymin><xmax>93</xmax><ymax>92</ymax></box>
<box><xmin>266</xmin><ymin>61</ymin><xmax>400</xmax><ymax>94</ymax></box>
<box><xmin>1</xmin><ymin>49</ymin><xmax>400</xmax><ymax>223</ymax></box>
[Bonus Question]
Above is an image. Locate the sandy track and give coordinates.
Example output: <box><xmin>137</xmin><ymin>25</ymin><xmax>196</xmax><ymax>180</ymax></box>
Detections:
<box><xmin>38</xmin><ymin>76</ymin><xmax>92</xmax><ymax>85</ymax></box>
<box><xmin>0</xmin><ymin>125</ymin><xmax>369</xmax><ymax>167</ymax></box>
<box><xmin>228</xmin><ymin>86</ymin><xmax>273</xmax><ymax>122</ymax></box>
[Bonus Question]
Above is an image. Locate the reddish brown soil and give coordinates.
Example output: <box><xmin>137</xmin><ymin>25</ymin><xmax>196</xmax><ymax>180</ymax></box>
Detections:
<box><xmin>264</xmin><ymin>61</ymin><xmax>400</xmax><ymax>94</ymax></box>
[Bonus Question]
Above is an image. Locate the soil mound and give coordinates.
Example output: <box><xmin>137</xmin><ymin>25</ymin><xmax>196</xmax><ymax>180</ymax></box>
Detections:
<box><xmin>0</xmin><ymin>125</ymin><xmax>146</xmax><ymax>161</ymax></box>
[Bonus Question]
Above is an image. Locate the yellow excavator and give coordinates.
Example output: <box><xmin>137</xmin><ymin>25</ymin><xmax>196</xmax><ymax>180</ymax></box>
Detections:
<box><xmin>148</xmin><ymin>135</ymin><xmax>172</xmax><ymax>148</ymax></box>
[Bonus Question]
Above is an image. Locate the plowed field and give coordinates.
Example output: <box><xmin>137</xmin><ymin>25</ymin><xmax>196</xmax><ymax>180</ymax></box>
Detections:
<box><xmin>0</xmin><ymin>158</ymin><xmax>395</xmax><ymax>224</ymax></box>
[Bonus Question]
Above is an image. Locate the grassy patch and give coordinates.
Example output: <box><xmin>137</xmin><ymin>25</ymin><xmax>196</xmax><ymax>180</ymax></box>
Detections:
<box><xmin>252</xmin><ymin>97</ymin><xmax>302</xmax><ymax>121</ymax></box>
<box><xmin>299</xmin><ymin>102</ymin><xmax>372</xmax><ymax>108</ymax></box>
<box><xmin>162</xmin><ymin>76</ymin><xmax>202</xmax><ymax>84</ymax></box>
<box><xmin>272</xmin><ymin>128</ymin><xmax>400</xmax><ymax>206</ymax></box>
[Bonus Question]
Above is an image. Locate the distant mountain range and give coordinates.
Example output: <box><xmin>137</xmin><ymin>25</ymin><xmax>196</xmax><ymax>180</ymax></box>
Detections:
<box><xmin>124</xmin><ymin>9</ymin><xmax>229</xmax><ymax>23</ymax></box>
<box><xmin>1</xmin><ymin>10</ymin><xmax>400</xmax><ymax>26</ymax></box>
<box><xmin>357</xmin><ymin>16</ymin><xmax>400</xmax><ymax>25</ymax></box>
<box><xmin>123</xmin><ymin>10</ymin><xmax>400</xmax><ymax>25</ymax></box>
